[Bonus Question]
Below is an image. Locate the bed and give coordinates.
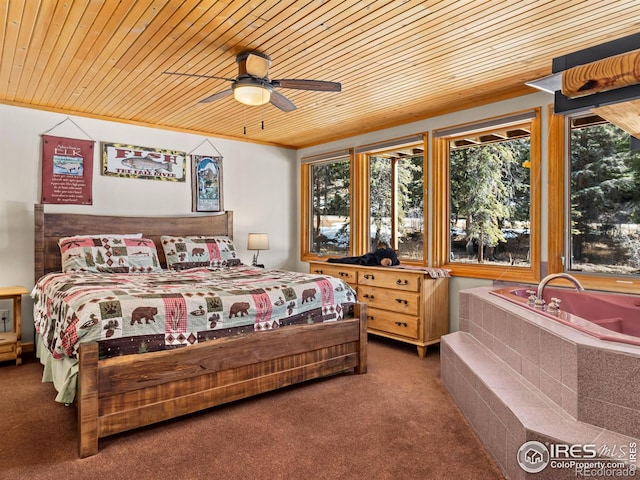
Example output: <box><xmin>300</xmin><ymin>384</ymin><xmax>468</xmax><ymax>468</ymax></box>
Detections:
<box><xmin>33</xmin><ymin>204</ymin><xmax>367</xmax><ymax>457</ymax></box>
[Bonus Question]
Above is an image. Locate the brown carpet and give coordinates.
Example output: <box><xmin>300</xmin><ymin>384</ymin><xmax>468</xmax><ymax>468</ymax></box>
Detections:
<box><xmin>0</xmin><ymin>337</ymin><xmax>504</xmax><ymax>480</ymax></box>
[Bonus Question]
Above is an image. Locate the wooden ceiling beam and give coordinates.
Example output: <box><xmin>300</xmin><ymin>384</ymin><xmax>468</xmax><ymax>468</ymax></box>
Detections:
<box><xmin>562</xmin><ymin>48</ymin><xmax>640</xmax><ymax>98</ymax></box>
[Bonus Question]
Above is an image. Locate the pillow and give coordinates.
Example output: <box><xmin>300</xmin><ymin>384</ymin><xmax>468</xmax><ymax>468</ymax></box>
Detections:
<box><xmin>161</xmin><ymin>235</ymin><xmax>241</xmax><ymax>270</ymax></box>
<box><xmin>59</xmin><ymin>236</ymin><xmax>162</xmax><ymax>273</ymax></box>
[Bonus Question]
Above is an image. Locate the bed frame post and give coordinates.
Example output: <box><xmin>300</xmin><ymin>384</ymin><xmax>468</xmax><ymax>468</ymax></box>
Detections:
<box><xmin>78</xmin><ymin>343</ymin><xmax>100</xmax><ymax>458</ymax></box>
<box><xmin>34</xmin><ymin>204</ymin><xmax>44</xmax><ymax>282</ymax></box>
<box><xmin>355</xmin><ymin>302</ymin><xmax>368</xmax><ymax>374</ymax></box>
<box><xmin>226</xmin><ymin>211</ymin><xmax>233</xmax><ymax>239</ymax></box>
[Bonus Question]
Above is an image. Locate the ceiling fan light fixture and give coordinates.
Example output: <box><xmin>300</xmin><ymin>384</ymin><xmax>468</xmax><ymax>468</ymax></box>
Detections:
<box><xmin>233</xmin><ymin>84</ymin><xmax>271</xmax><ymax>106</ymax></box>
<box><xmin>167</xmin><ymin>50</ymin><xmax>340</xmax><ymax>112</ymax></box>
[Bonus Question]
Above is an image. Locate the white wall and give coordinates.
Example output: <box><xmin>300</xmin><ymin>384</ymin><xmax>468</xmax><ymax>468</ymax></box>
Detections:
<box><xmin>296</xmin><ymin>91</ymin><xmax>555</xmax><ymax>331</ymax></box>
<box><xmin>0</xmin><ymin>104</ymin><xmax>297</xmax><ymax>343</ymax></box>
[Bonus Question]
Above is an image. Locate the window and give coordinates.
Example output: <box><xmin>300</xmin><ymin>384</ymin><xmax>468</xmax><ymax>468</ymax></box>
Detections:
<box><xmin>301</xmin><ymin>136</ymin><xmax>425</xmax><ymax>264</ymax></box>
<box><xmin>549</xmin><ymin>112</ymin><xmax>640</xmax><ymax>291</ymax></box>
<box><xmin>433</xmin><ymin>110</ymin><xmax>541</xmax><ymax>282</ymax></box>
<box><xmin>365</xmin><ymin>144</ymin><xmax>425</xmax><ymax>262</ymax></box>
<box><xmin>550</xmin><ymin>109</ymin><xmax>640</xmax><ymax>293</ymax></box>
<box><xmin>301</xmin><ymin>151</ymin><xmax>352</xmax><ymax>258</ymax></box>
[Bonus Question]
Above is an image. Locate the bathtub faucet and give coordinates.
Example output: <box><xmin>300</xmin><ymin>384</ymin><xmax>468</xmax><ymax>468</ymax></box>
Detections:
<box><xmin>535</xmin><ymin>273</ymin><xmax>585</xmax><ymax>309</ymax></box>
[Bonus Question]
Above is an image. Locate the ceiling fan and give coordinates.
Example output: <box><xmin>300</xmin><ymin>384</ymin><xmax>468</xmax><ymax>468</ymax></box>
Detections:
<box><xmin>164</xmin><ymin>51</ymin><xmax>341</xmax><ymax>112</ymax></box>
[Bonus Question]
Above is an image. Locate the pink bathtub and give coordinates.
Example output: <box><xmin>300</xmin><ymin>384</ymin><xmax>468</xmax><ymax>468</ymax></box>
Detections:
<box><xmin>491</xmin><ymin>286</ymin><xmax>640</xmax><ymax>346</ymax></box>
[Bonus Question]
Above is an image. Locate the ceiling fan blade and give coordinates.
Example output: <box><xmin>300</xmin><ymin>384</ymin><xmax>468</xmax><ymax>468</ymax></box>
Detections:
<box><xmin>272</xmin><ymin>79</ymin><xmax>342</xmax><ymax>92</ymax></box>
<box><xmin>199</xmin><ymin>89</ymin><xmax>233</xmax><ymax>103</ymax></box>
<box><xmin>269</xmin><ymin>90</ymin><xmax>296</xmax><ymax>112</ymax></box>
<box><xmin>245</xmin><ymin>52</ymin><xmax>271</xmax><ymax>78</ymax></box>
<box><xmin>163</xmin><ymin>71</ymin><xmax>234</xmax><ymax>82</ymax></box>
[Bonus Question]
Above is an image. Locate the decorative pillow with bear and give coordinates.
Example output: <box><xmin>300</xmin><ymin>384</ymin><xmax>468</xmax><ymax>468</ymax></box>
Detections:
<box><xmin>161</xmin><ymin>235</ymin><xmax>241</xmax><ymax>270</ymax></box>
<box><xmin>59</xmin><ymin>236</ymin><xmax>162</xmax><ymax>273</ymax></box>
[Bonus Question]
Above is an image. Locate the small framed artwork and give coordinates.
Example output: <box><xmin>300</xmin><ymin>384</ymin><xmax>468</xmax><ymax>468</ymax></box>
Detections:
<box><xmin>102</xmin><ymin>142</ymin><xmax>186</xmax><ymax>182</ymax></box>
<box><xmin>192</xmin><ymin>155</ymin><xmax>223</xmax><ymax>212</ymax></box>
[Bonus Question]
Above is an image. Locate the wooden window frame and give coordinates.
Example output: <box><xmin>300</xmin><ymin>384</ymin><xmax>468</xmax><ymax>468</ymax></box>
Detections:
<box><xmin>358</xmin><ymin>137</ymin><xmax>428</xmax><ymax>265</ymax></box>
<box><xmin>432</xmin><ymin>108</ymin><xmax>542</xmax><ymax>282</ymax></box>
<box><xmin>300</xmin><ymin>150</ymin><xmax>355</xmax><ymax>262</ymax></box>
<box><xmin>301</xmin><ymin>135</ymin><xmax>428</xmax><ymax>265</ymax></box>
<box><xmin>548</xmin><ymin>109</ymin><xmax>640</xmax><ymax>294</ymax></box>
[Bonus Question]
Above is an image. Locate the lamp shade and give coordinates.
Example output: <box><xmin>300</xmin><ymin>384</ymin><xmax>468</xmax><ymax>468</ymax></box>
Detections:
<box><xmin>233</xmin><ymin>84</ymin><xmax>271</xmax><ymax>106</ymax></box>
<box><xmin>247</xmin><ymin>233</ymin><xmax>269</xmax><ymax>251</ymax></box>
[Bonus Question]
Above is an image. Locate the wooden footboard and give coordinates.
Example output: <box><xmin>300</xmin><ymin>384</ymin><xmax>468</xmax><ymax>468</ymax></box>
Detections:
<box><xmin>77</xmin><ymin>303</ymin><xmax>367</xmax><ymax>457</ymax></box>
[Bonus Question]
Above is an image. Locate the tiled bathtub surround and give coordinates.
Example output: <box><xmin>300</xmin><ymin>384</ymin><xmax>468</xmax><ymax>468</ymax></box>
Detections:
<box><xmin>441</xmin><ymin>286</ymin><xmax>640</xmax><ymax>479</ymax></box>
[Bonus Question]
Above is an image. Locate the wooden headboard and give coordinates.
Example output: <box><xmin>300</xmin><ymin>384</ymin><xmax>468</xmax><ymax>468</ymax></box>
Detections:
<box><xmin>34</xmin><ymin>204</ymin><xmax>233</xmax><ymax>281</ymax></box>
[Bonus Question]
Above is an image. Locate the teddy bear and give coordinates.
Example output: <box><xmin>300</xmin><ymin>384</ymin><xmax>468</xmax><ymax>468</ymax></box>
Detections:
<box><xmin>327</xmin><ymin>241</ymin><xmax>399</xmax><ymax>266</ymax></box>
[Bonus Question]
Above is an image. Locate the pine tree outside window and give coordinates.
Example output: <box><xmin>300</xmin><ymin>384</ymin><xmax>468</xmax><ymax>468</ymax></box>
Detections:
<box><xmin>567</xmin><ymin>114</ymin><xmax>640</xmax><ymax>276</ymax></box>
<box><xmin>366</xmin><ymin>145</ymin><xmax>425</xmax><ymax>262</ymax></box>
<box><xmin>301</xmin><ymin>151</ymin><xmax>352</xmax><ymax>258</ymax></box>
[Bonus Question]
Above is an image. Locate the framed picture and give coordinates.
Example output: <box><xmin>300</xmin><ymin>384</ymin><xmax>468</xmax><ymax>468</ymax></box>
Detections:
<box><xmin>192</xmin><ymin>155</ymin><xmax>223</xmax><ymax>212</ymax></box>
<box><xmin>41</xmin><ymin>135</ymin><xmax>95</xmax><ymax>205</ymax></box>
<box><xmin>102</xmin><ymin>142</ymin><xmax>186</xmax><ymax>182</ymax></box>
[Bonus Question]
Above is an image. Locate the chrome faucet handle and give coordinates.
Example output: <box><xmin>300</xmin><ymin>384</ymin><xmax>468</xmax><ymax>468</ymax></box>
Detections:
<box><xmin>548</xmin><ymin>297</ymin><xmax>562</xmax><ymax>314</ymax></box>
<box><xmin>526</xmin><ymin>290</ymin><xmax>537</xmax><ymax>306</ymax></box>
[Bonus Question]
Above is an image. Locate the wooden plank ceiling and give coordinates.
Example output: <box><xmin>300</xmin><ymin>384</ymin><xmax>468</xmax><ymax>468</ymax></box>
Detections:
<box><xmin>1</xmin><ymin>0</ymin><xmax>639</xmax><ymax>149</ymax></box>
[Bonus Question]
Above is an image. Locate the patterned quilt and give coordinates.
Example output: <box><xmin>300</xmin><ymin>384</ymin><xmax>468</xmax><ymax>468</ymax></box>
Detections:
<box><xmin>32</xmin><ymin>265</ymin><xmax>356</xmax><ymax>360</ymax></box>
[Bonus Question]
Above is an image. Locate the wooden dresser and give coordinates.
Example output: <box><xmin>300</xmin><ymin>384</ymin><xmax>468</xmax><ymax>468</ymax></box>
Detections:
<box><xmin>309</xmin><ymin>261</ymin><xmax>449</xmax><ymax>357</ymax></box>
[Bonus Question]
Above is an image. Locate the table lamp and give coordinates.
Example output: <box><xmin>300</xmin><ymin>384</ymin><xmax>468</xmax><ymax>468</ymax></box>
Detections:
<box><xmin>247</xmin><ymin>233</ymin><xmax>269</xmax><ymax>267</ymax></box>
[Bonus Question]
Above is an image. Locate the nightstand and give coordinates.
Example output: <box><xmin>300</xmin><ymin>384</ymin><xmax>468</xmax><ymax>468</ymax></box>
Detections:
<box><xmin>0</xmin><ymin>286</ymin><xmax>28</xmax><ymax>366</ymax></box>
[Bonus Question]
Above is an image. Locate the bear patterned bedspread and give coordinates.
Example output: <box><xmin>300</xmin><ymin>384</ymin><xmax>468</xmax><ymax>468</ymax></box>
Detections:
<box><xmin>32</xmin><ymin>265</ymin><xmax>356</xmax><ymax>360</ymax></box>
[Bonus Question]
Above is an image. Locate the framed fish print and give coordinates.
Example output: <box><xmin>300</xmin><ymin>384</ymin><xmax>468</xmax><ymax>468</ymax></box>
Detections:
<box><xmin>192</xmin><ymin>155</ymin><xmax>223</xmax><ymax>212</ymax></box>
<box><xmin>102</xmin><ymin>142</ymin><xmax>186</xmax><ymax>182</ymax></box>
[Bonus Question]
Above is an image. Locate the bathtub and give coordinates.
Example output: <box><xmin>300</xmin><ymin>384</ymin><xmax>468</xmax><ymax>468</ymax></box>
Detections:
<box><xmin>491</xmin><ymin>286</ymin><xmax>640</xmax><ymax>346</ymax></box>
<box><xmin>445</xmin><ymin>284</ymin><xmax>640</xmax><ymax>472</ymax></box>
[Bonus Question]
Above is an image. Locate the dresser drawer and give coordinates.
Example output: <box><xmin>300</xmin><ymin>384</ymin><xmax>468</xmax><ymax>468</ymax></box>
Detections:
<box><xmin>366</xmin><ymin>308</ymin><xmax>419</xmax><ymax>339</ymax></box>
<box><xmin>0</xmin><ymin>342</ymin><xmax>16</xmax><ymax>355</ymax></box>
<box><xmin>358</xmin><ymin>270</ymin><xmax>420</xmax><ymax>292</ymax></box>
<box><xmin>0</xmin><ymin>334</ymin><xmax>17</xmax><ymax>355</ymax></box>
<box><xmin>358</xmin><ymin>285</ymin><xmax>419</xmax><ymax>316</ymax></box>
<box><xmin>309</xmin><ymin>263</ymin><xmax>356</xmax><ymax>284</ymax></box>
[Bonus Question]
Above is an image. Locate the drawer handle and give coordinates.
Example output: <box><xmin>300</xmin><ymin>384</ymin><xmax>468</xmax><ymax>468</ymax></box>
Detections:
<box><xmin>367</xmin><ymin>315</ymin><xmax>375</xmax><ymax>321</ymax></box>
<box><xmin>396</xmin><ymin>279</ymin><xmax>409</xmax><ymax>286</ymax></box>
<box><xmin>314</xmin><ymin>269</ymin><xmax>323</xmax><ymax>274</ymax></box>
<box><xmin>339</xmin><ymin>272</ymin><xmax>349</xmax><ymax>277</ymax></box>
<box><xmin>364</xmin><ymin>274</ymin><xmax>375</xmax><ymax>280</ymax></box>
<box><xmin>363</xmin><ymin>294</ymin><xmax>374</xmax><ymax>299</ymax></box>
<box><xmin>395</xmin><ymin>298</ymin><xmax>408</xmax><ymax>305</ymax></box>
<box><xmin>395</xmin><ymin>321</ymin><xmax>408</xmax><ymax>327</ymax></box>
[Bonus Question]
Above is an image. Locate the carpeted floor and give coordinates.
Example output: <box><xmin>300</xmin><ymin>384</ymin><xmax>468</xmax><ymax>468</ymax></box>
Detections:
<box><xmin>0</xmin><ymin>337</ymin><xmax>505</xmax><ymax>480</ymax></box>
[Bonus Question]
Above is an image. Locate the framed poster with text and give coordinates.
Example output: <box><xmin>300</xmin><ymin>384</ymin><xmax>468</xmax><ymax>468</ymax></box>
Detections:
<box><xmin>102</xmin><ymin>142</ymin><xmax>186</xmax><ymax>182</ymax></box>
<box><xmin>192</xmin><ymin>155</ymin><xmax>223</xmax><ymax>212</ymax></box>
<box><xmin>41</xmin><ymin>135</ymin><xmax>95</xmax><ymax>205</ymax></box>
